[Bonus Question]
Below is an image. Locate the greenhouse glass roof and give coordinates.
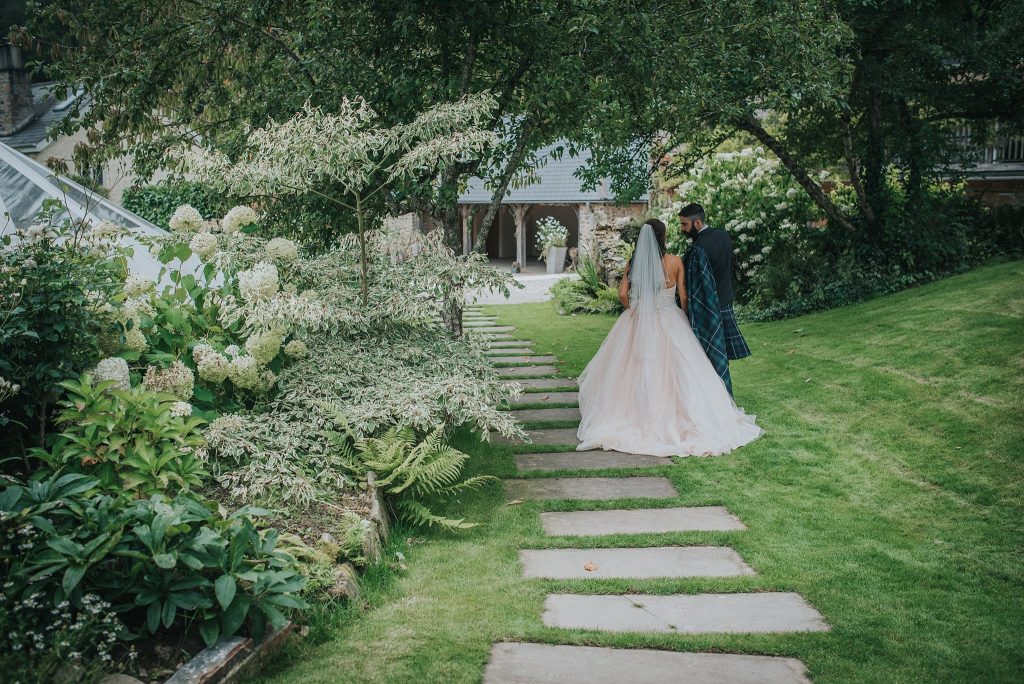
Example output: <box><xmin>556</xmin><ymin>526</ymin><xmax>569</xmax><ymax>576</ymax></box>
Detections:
<box><xmin>0</xmin><ymin>141</ymin><xmax>194</xmax><ymax>280</ymax></box>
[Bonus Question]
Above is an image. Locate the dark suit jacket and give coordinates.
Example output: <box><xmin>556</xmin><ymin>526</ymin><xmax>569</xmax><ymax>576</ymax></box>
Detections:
<box><xmin>692</xmin><ymin>227</ymin><xmax>735</xmax><ymax>306</ymax></box>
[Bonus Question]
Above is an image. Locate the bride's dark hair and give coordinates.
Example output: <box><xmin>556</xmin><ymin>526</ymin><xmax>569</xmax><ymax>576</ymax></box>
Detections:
<box><xmin>629</xmin><ymin>219</ymin><xmax>668</xmax><ymax>273</ymax></box>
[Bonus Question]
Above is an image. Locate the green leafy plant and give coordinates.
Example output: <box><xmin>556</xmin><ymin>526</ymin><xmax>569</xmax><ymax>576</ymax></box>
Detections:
<box><xmin>329</xmin><ymin>420</ymin><xmax>496</xmax><ymax>531</ymax></box>
<box><xmin>34</xmin><ymin>375</ymin><xmax>207</xmax><ymax>497</ymax></box>
<box><xmin>1</xmin><ymin>472</ymin><xmax>307</xmax><ymax>651</ymax></box>
<box><xmin>551</xmin><ymin>254</ymin><xmax>623</xmax><ymax>315</ymax></box>
<box><xmin>122</xmin><ymin>181</ymin><xmax>230</xmax><ymax>229</ymax></box>
<box><xmin>0</xmin><ymin>200</ymin><xmax>127</xmax><ymax>448</ymax></box>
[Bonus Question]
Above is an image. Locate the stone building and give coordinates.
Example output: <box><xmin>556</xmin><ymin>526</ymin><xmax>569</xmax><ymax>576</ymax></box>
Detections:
<box><xmin>455</xmin><ymin>142</ymin><xmax>648</xmax><ymax>267</ymax></box>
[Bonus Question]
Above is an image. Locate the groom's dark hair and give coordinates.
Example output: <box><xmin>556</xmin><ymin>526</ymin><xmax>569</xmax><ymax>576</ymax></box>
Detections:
<box><xmin>678</xmin><ymin>202</ymin><xmax>706</xmax><ymax>224</ymax></box>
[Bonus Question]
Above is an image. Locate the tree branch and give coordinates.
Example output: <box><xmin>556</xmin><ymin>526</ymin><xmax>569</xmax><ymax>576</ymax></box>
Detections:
<box><xmin>735</xmin><ymin>113</ymin><xmax>856</xmax><ymax>233</ymax></box>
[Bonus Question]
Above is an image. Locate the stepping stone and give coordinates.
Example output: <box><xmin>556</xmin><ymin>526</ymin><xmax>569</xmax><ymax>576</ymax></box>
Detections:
<box><xmin>490</xmin><ymin>355</ymin><xmax>558</xmax><ymax>365</ymax></box>
<box><xmin>509</xmin><ymin>391</ymin><xmax>578</xmax><ymax>406</ymax></box>
<box><xmin>513</xmin><ymin>378</ymin><xmax>578</xmax><ymax>391</ymax></box>
<box><xmin>470</xmin><ymin>325</ymin><xmax>517</xmax><ymax>333</ymax></box>
<box><xmin>483</xmin><ymin>643</ymin><xmax>812</xmax><ymax>684</ymax></box>
<box><xmin>464</xmin><ymin>320</ymin><xmax>500</xmax><ymax>327</ymax></box>
<box><xmin>520</xmin><ymin>546</ymin><xmax>754</xmax><ymax>579</ymax></box>
<box><xmin>540</xmin><ymin>506</ymin><xmax>747</xmax><ymax>536</ymax></box>
<box><xmin>515</xmin><ymin>450</ymin><xmax>665</xmax><ymax>473</ymax></box>
<box><xmin>503</xmin><ymin>477</ymin><xmax>677</xmax><ymax>501</ymax></box>
<box><xmin>487</xmin><ymin>340</ymin><xmax>533</xmax><ymax>348</ymax></box>
<box><xmin>481</xmin><ymin>333</ymin><xmax>515</xmax><ymax>340</ymax></box>
<box><xmin>542</xmin><ymin>592</ymin><xmax>830</xmax><ymax>633</ymax></box>
<box><xmin>484</xmin><ymin>348</ymin><xmax>533</xmax><ymax>356</ymax></box>
<box><xmin>508</xmin><ymin>407</ymin><xmax>581</xmax><ymax>423</ymax></box>
<box><xmin>497</xmin><ymin>366</ymin><xmax>559</xmax><ymax>378</ymax></box>
<box><xmin>492</xmin><ymin>427</ymin><xmax>580</xmax><ymax>445</ymax></box>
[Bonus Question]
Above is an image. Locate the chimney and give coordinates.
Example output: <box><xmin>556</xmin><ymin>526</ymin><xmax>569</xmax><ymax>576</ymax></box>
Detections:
<box><xmin>0</xmin><ymin>43</ymin><xmax>35</xmax><ymax>136</ymax></box>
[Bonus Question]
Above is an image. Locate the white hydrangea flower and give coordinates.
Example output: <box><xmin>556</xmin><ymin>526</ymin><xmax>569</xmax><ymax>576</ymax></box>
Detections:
<box><xmin>122</xmin><ymin>275</ymin><xmax>153</xmax><ymax>298</ymax></box>
<box><xmin>142</xmin><ymin>361</ymin><xmax>195</xmax><ymax>400</ymax></box>
<box><xmin>228</xmin><ymin>355</ymin><xmax>261</xmax><ymax>389</ymax></box>
<box><xmin>92</xmin><ymin>358</ymin><xmax>130</xmax><ymax>392</ymax></box>
<box><xmin>257</xmin><ymin>369</ymin><xmax>278</xmax><ymax>392</ymax></box>
<box><xmin>169</xmin><ymin>401</ymin><xmax>193</xmax><ymax>418</ymax></box>
<box><xmin>124</xmin><ymin>327</ymin><xmax>148</xmax><ymax>353</ymax></box>
<box><xmin>819</xmin><ymin>170</ymin><xmax>830</xmax><ymax>180</ymax></box>
<box><xmin>244</xmin><ymin>326</ymin><xmax>285</xmax><ymax>365</ymax></box>
<box><xmin>169</xmin><ymin>205</ymin><xmax>205</xmax><ymax>233</ymax></box>
<box><xmin>265</xmin><ymin>237</ymin><xmax>299</xmax><ymax>263</ymax></box>
<box><xmin>224</xmin><ymin>344</ymin><xmax>241</xmax><ymax>358</ymax></box>
<box><xmin>221</xmin><ymin>205</ymin><xmax>259</xmax><ymax>234</ymax></box>
<box><xmin>193</xmin><ymin>343</ymin><xmax>230</xmax><ymax>383</ymax></box>
<box><xmin>761</xmin><ymin>245</ymin><xmax>772</xmax><ymax>255</ymax></box>
<box><xmin>284</xmin><ymin>339</ymin><xmax>309</xmax><ymax>360</ymax></box>
<box><xmin>775</xmin><ymin>202</ymin><xmax>789</xmax><ymax>211</ymax></box>
<box><xmin>189</xmin><ymin>231</ymin><xmax>218</xmax><ymax>260</ymax></box>
<box><xmin>786</xmin><ymin>187</ymin><xmax>798</xmax><ymax>199</ymax></box>
<box><xmin>237</xmin><ymin>262</ymin><xmax>279</xmax><ymax>301</ymax></box>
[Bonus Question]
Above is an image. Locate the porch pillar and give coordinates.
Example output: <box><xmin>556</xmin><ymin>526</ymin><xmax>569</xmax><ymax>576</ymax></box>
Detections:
<box><xmin>512</xmin><ymin>203</ymin><xmax>529</xmax><ymax>266</ymax></box>
<box><xmin>458</xmin><ymin>205</ymin><xmax>472</xmax><ymax>255</ymax></box>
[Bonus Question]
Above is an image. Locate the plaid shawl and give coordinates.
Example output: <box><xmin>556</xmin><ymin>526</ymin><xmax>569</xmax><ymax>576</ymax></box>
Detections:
<box><xmin>684</xmin><ymin>244</ymin><xmax>733</xmax><ymax>395</ymax></box>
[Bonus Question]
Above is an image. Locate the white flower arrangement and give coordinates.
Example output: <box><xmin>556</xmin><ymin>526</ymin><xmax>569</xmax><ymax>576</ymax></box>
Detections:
<box><xmin>535</xmin><ymin>216</ymin><xmax>568</xmax><ymax>259</ymax></box>
<box><xmin>265</xmin><ymin>237</ymin><xmax>299</xmax><ymax>263</ymax></box>
<box><xmin>189</xmin><ymin>231</ymin><xmax>219</xmax><ymax>260</ymax></box>
<box><xmin>221</xmin><ymin>205</ymin><xmax>259</xmax><ymax>234</ymax></box>
<box><xmin>169</xmin><ymin>205</ymin><xmax>205</xmax><ymax>233</ymax></box>
<box><xmin>142</xmin><ymin>361</ymin><xmax>195</xmax><ymax>400</ymax></box>
<box><xmin>92</xmin><ymin>357</ymin><xmax>131</xmax><ymax>392</ymax></box>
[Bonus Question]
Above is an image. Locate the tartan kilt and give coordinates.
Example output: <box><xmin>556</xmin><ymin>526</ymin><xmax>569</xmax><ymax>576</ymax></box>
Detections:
<box><xmin>720</xmin><ymin>305</ymin><xmax>751</xmax><ymax>360</ymax></box>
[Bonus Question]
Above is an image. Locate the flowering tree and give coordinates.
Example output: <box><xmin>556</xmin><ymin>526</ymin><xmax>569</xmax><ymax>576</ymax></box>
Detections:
<box><xmin>173</xmin><ymin>94</ymin><xmax>497</xmax><ymax>305</ymax></box>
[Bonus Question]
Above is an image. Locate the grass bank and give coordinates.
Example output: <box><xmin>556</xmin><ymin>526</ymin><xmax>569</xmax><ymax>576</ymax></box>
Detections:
<box><xmin>259</xmin><ymin>260</ymin><xmax>1024</xmax><ymax>683</ymax></box>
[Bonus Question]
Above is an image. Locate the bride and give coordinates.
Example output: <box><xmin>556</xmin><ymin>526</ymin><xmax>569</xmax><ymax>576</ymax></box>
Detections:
<box><xmin>577</xmin><ymin>220</ymin><xmax>762</xmax><ymax>457</ymax></box>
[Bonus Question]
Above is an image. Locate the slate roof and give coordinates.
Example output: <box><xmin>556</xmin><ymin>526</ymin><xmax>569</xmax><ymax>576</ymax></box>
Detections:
<box><xmin>459</xmin><ymin>141</ymin><xmax>647</xmax><ymax>204</ymax></box>
<box><xmin>0</xmin><ymin>82</ymin><xmax>84</xmax><ymax>153</ymax></box>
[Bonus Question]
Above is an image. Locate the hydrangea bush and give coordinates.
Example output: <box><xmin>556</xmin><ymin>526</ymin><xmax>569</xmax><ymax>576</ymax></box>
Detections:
<box><xmin>668</xmin><ymin>146</ymin><xmax>829</xmax><ymax>304</ymax></box>
<box><xmin>534</xmin><ymin>216</ymin><xmax>568</xmax><ymax>260</ymax></box>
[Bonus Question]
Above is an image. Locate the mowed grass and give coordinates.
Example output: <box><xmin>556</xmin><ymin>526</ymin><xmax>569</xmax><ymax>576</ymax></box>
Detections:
<box><xmin>259</xmin><ymin>260</ymin><xmax>1024</xmax><ymax>684</ymax></box>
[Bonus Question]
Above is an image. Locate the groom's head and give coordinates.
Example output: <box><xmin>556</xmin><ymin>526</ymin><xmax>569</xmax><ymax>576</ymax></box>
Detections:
<box><xmin>678</xmin><ymin>203</ymin><xmax>706</xmax><ymax>237</ymax></box>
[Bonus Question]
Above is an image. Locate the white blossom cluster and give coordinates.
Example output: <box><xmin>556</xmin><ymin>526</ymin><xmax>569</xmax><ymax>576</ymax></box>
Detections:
<box><xmin>221</xmin><ymin>205</ymin><xmax>259</xmax><ymax>233</ymax></box>
<box><xmin>142</xmin><ymin>361</ymin><xmax>195</xmax><ymax>400</ymax></box>
<box><xmin>192</xmin><ymin>343</ymin><xmax>231</xmax><ymax>383</ymax></box>
<box><xmin>265</xmin><ymin>237</ymin><xmax>299</xmax><ymax>263</ymax></box>
<box><xmin>237</xmin><ymin>262</ymin><xmax>280</xmax><ymax>301</ymax></box>
<box><xmin>189</xmin><ymin>231</ymin><xmax>219</xmax><ymax>260</ymax></box>
<box><xmin>169</xmin><ymin>204</ymin><xmax>205</xmax><ymax>232</ymax></box>
<box><xmin>0</xmin><ymin>375</ymin><xmax>21</xmax><ymax>402</ymax></box>
<box><xmin>91</xmin><ymin>357</ymin><xmax>131</xmax><ymax>392</ymax></box>
<box><xmin>122</xmin><ymin>274</ymin><xmax>154</xmax><ymax>298</ymax></box>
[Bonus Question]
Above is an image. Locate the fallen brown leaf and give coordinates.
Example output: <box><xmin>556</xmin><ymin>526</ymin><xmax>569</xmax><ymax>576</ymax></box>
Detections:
<box><xmin>584</xmin><ymin>562</ymin><xmax>597</xmax><ymax>572</ymax></box>
<box><xmin>507</xmin><ymin>499</ymin><xmax>524</xmax><ymax>506</ymax></box>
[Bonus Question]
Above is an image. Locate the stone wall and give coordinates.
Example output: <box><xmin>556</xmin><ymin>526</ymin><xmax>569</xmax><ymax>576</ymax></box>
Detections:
<box><xmin>577</xmin><ymin>203</ymin><xmax>647</xmax><ymax>258</ymax></box>
<box><xmin>0</xmin><ymin>51</ymin><xmax>33</xmax><ymax>136</ymax></box>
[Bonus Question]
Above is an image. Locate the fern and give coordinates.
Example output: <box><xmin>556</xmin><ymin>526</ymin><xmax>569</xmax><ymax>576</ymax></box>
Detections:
<box><xmin>323</xmin><ymin>407</ymin><xmax>497</xmax><ymax>532</ymax></box>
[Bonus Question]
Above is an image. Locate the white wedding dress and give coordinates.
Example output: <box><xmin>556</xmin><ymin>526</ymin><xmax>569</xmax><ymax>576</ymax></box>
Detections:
<box><xmin>577</xmin><ymin>225</ymin><xmax>762</xmax><ymax>457</ymax></box>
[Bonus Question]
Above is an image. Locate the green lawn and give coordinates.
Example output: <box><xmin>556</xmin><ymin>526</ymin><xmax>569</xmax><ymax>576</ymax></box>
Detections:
<box><xmin>259</xmin><ymin>260</ymin><xmax>1024</xmax><ymax>683</ymax></box>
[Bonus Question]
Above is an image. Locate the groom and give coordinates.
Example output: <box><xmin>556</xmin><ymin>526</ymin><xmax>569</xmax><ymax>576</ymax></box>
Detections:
<box><xmin>678</xmin><ymin>203</ymin><xmax>751</xmax><ymax>396</ymax></box>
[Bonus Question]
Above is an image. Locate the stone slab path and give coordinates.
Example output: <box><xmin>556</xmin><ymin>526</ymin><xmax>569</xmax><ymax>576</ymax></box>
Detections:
<box><xmin>515</xmin><ymin>450</ymin><xmax>665</xmax><ymax>473</ymax></box>
<box><xmin>512</xmin><ymin>378</ymin><xmax>578</xmax><ymax>391</ymax></box>
<box><xmin>519</xmin><ymin>546</ymin><xmax>755</xmax><ymax>579</ymax></box>
<box><xmin>483</xmin><ymin>643</ymin><xmax>812</xmax><ymax>684</ymax></box>
<box><xmin>540</xmin><ymin>506</ymin><xmax>747</xmax><ymax>536</ymax></box>
<box><xmin>543</xmin><ymin>593</ymin><xmax>830</xmax><ymax>634</ymax></box>
<box><xmin>507</xmin><ymin>407</ymin><xmax>581</xmax><ymax>423</ymax></box>
<box><xmin>492</xmin><ymin>427</ymin><xmax>580</xmax><ymax>446</ymax></box>
<box><xmin>508</xmin><ymin>391</ymin><xmax>578</xmax><ymax>406</ymax></box>
<box><xmin>497</xmin><ymin>365</ymin><xmax>560</xmax><ymax>378</ymax></box>
<box><xmin>484</xmin><ymin>348</ymin><xmax>536</xmax><ymax>356</ymax></box>
<box><xmin>490</xmin><ymin>355</ymin><xmax>559</xmax><ymax>365</ymax></box>
<box><xmin>477</xmin><ymin>308</ymin><xmax>825</xmax><ymax>682</ymax></box>
<box><xmin>504</xmin><ymin>477</ymin><xmax>677</xmax><ymax>501</ymax></box>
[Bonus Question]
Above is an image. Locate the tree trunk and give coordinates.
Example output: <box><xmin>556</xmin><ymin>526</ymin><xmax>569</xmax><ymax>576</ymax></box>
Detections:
<box><xmin>841</xmin><ymin>110</ymin><xmax>876</xmax><ymax>227</ymax></box>
<box><xmin>736</xmin><ymin>114</ymin><xmax>857</xmax><ymax>233</ymax></box>
<box><xmin>863</xmin><ymin>90</ymin><xmax>886</xmax><ymax>238</ymax></box>
<box><xmin>473</xmin><ymin>119</ymin><xmax>536</xmax><ymax>252</ymax></box>
<box><xmin>355</xmin><ymin>193</ymin><xmax>369</xmax><ymax>306</ymax></box>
